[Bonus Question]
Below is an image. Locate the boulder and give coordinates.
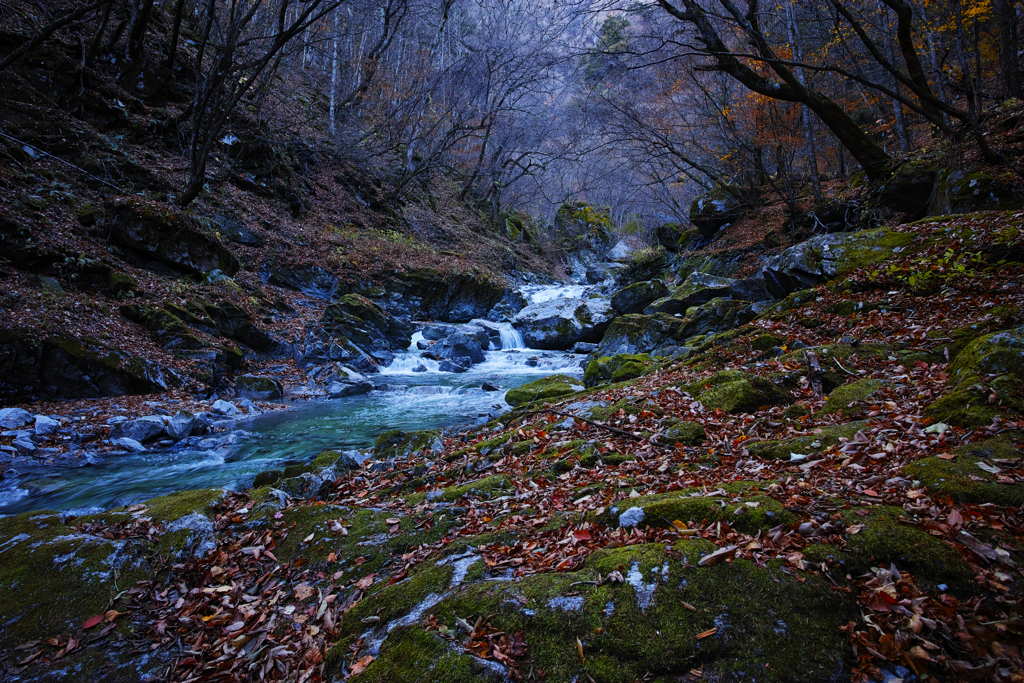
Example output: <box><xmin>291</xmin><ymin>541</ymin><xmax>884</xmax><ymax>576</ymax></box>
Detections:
<box><xmin>212</xmin><ymin>399</ymin><xmax>239</xmax><ymax>416</ymax></box>
<box><xmin>111</xmin><ymin>416</ymin><xmax>167</xmax><ymax>442</ymax></box>
<box><xmin>611</xmin><ymin>280</ymin><xmax>669</xmax><ymax>315</ymax></box>
<box><xmin>584</xmin><ymin>353</ymin><xmax>655</xmax><ymax>387</ymax></box>
<box><xmin>436</xmin><ymin>332</ymin><xmax>485</xmax><ymax>365</ymax></box>
<box><xmin>929</xmin><ymin>170</ymin><xmax>1024</xmax><ymax>215</ymax></box>
<box><xmin>592</xmin><ymin>313</ymin><xmax>691</xmax><ymax>359</ymax></box>
<box><xmin>690</xmin><ymin>189</ymin><xmax>744</xmax><ymax>237</ymax></box>
<box><xmin>421</xmin><ymin>324</ymin><xmax>456</xmax><ymax>341</ymax></box>
<box><xmin>681</xmin><ymin>370</ymin><xmax>793</xmax><ymax>414</ymax></box>
<box><xmin>676</xmin><ymin>298</ymin><xmax>756</xmax><ymax>340</ymax></box>
<box><xmin>0</xmin><ymin>330</ymin><xmax>173</xmax><ymax>402</ymax></box>
<box><xmin>235</xmin><ymin>375</ymin><xmax>284</xmax><ymax>400</ymax></box>
<box><xmin>327</xmin><ymin>380</ymin><xmax>374</xmax><ymax>397</ymax></box>
<box><xmin>0</xmin><ymin>408</ymin><xmax>33</xmax><ymax>430</ymax></box>
<box><xmin>321</xmin><ymin>294</ymin><xmax>413</xmax><ymax>352</ymax></box>
<box><xmin>505</xmin><ymin>374</ymin><xmax>584</xmax><ymax>407</ymax></box>
<box><xmin>606</xmin><ymin>239</ymin><xmax>635</xmax><ymax>263</ymax></box>
<box><xmin>34</xmin><ymin>415</ymin><xmax>60</xmax><ymax>437</ymax></box>
<box><xmin>655</xmin><ymin>223</ymin><xmax>683</xmax><ymax>252</ymax></box>
<box><xmin>105</xmin><ymin>198</ymin><xmax>240</xmax><ymax>276</ymax></box>
<box><xmin>762</xmin><ymin>228</ymin><xmax>915</xmax><ymax>298</ymax></box>
<box><xmin>878</xmin><ymin>163</ymin><xmax>937</xmax><ymax>217</ymax></box>
<box><xmin>645</xmin><ymin>272</ymin><xmax>771</xmax><ymax>316</ymax></box>
<box><xmin>438</xmin><ymin>357</ymin><xmax>471</xmax><ymax>373</ymax></box>
<box><xmin>367</xmin><ymin>268</ymin><xmax>505</xmax><ymax>322</ymax></box>
<box><xmin>204</xmin><ymin>301</ymin><xmax>290</xmax><ymax>357</ymax></box>
<box><xmin>512</xmin><ymin>297</ymin><xmax>615</xmax><ymax>350</ymax></box>
<box><xmin>165</xmin><ymin>413</ymin><xmax>199</xmax><ymax>441</ymax></box>
<box><xmin>585</xmin><ymin>262</ymin><xmax>626</xmax><ymax>284</ymax></box>
<box><xmin>112</xmin><ymin>437</ymin><xmax>146</xmax><ymax>452</ymax></box>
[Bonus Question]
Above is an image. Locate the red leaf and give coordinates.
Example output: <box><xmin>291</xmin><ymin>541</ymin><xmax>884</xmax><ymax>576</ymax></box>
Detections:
<box><xmin>83</xmin><ymin>614</ymin><xmax>104</xmax><ymax>629</ymax></box>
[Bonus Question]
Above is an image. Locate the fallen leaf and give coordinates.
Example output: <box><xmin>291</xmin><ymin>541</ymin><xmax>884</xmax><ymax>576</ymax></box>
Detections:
<box><xmin>698</xmin><ymin>545</ymin><xmax>738</xmax><ymax>567</ymax></box>
<box><xmin>576</xmin><ymin>636</ymin><xmax>585</xmax><ymax>664</ymax></box>
<box><xmin>348</xmin><ymin>655</ymin><xmax>375</xmax><ymax>678</ymax></box>
<box><xmin>83</xmin><ymin>614</ymin><xmax>103</xmax><ymax>629</ymax></box>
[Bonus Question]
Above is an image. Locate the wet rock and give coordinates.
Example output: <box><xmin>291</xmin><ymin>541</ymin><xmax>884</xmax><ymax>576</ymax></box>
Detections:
<box><xmin>165</xmin><ymin>413</ymin><xmax>199</xmax><ymax>441</ymax></box>
<box><xmin>606</xmin><ymin>239</ymin><xmax>635</xmax><ymax>263</ymax></box>
<box><xmin>585</xmin><ymin>261</ymin><xmax>626</xmax><ymax>284</ymax></box>
<box><xmin>422</xmin><ymin>324</ymin><xmax>456</xmax><ymax>341</ymax></box>
<box><xmin>327</xmin><ymin>379</ymin><xmax>374</xmax><ymax>398</ymax></box>
<box><xmin>584</xmin><ymin>353</ymin><xmax>655</xmax><ymax>387</ymax></box>
<box><xmin>112</xmin><ymin>436</ymin><xmax>147</xmax><ymax>452</ymax></box>
<box><xmin>235</xmin><ymin>375</ymin><xmax>284</xmax><ymax>400</ymax></box>
<box><xmin>512</xmin><ymin>297</ymin><xmax>615</xmax><ymax>350</ymax></box>
<box><xmin>111</xmin><ymin>415</ymin><xmax>167</xmax><ymax>442</ymax></box>
<box><xmin>438</xmin><ymin>357</ymin><xmax>471</xmax><ymax>373</ymax></box>
<box><xmin>481</xmin><ymin>381</ymin><xmax>500</xmax><ymax>391</ymax></box>
<box><xmin>436</xmin><ymin>332</ymin><xmax>485</xmax><ymax>365</ymax></box>
<box><xmin>571</xmin><ymin>342</ymin><xmax>598</xmax><ymax>354</ymax></box>
<box><xmin>0</xmin><ymin>408</ymin><xmax>33</xmax><ymax>430</ymax></box>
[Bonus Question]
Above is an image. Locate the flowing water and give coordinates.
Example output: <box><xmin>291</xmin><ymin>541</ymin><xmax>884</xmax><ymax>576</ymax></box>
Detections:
<box><xmin>0</xmin><ymin>321</ymin><xmax>583</xmax><ymax>517</ymax></box>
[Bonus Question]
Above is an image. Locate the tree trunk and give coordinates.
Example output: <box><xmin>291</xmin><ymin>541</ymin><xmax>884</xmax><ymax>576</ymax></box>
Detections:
<box><xmin>994</xmin><ymin>0</ymin><xmax>1022</xmax><ymax>99</ymax></box>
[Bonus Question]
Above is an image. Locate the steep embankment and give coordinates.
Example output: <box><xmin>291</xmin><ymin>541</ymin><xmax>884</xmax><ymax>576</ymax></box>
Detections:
<box><xmin>3</xmin><ymin>208</ymin><xmax>1024</xmax><ymax>682</ymax></box>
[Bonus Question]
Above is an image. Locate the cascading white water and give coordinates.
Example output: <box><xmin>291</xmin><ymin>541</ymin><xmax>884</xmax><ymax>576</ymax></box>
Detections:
<box><xmin>520</xmin><ymin>283</ymin><xmax>592</xmax><ymax>305</ymax></box>
<box><xmin>496</xmin><ymin>323</ymin><xmax>524</xmax><ymax>350</ymax></box>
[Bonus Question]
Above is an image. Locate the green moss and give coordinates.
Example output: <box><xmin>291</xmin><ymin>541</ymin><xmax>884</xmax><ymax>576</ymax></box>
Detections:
<box><xmin>439</xmin><ymin>474</ymin><xmax>512</xmax><ymax>502</ymax></box>
<box><xmin>662</xmin><ymin>418</ymin><xmax>707</xmax><ymax>445</ymax></box>
<box><xmin>924</xmin><ymin>387</ymin><xmax>1001</xmax><ymax>427</ymax></box>
<box><xmin>313</xmin><ymin>450</ymin><xmax>343</xmax><ymax>468</ymax></box>
<box><xmin>505</xmin><ymin>374</ymin><xmax>584</xmax><ymax>407</ymax></box>
<box><xmin>750</xmin><ymin>333</ymin><xmax>785</xmax><ymax>351</ymax></box>
<box><xmin>374</xmin><ymin>429</ymin><xmax>442</xmax><ymax>459</ymax></box>
<box><xmin>904</xmin><ymin>434</ymin><xmax>1023</xmax><ymax>506</ymax></box>
<box><xmin>841</xmin><ymin>506</ymin><xmax>974</xmax><ymax>593</ymax></box>
<box><xmin>682</xmin><ymin>371</ymin><xmax>793</xmax><ymax>414</ymax></box>
<box><xmin>584</xmin><ymin>354</ymin><xmax>654</xmax><ymax>388</ymax></box>
<box><xmin>145</xmin><ymin>488</ymin><xmax>224</xmax><ymax>523</ymax></box>
<box><xmin>579</xmin><ymin>451</ymin><xmax>635</xmax><ymax>468</ymax></box>
<box><xmin>601</xmin><ymin>484</ymin><xmax>795</xmax><ymax>534</ymax></box>
<box><xmin>0</xmin><ymin>512</ymin><xmax>149</xmax><ymax>648</ymax></box>
<box><xmin>748</xmin><ymin>421</ymin><xmax>868</xmax><ymax>460</ymax></box>
<box><xmin>252</xmin><ymin>469</ymin><xmax>283</xmax><ymax>488</ymax></box>
<box><xmin>816</xmin><ymin>379</ymin><xmax>885</xmax><ymax>418</ymax></box>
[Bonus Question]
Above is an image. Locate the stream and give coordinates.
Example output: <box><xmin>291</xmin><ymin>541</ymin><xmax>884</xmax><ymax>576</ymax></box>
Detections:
<box><xmin>0</xmin><ymin>316</ymin><xmax>587</xmax><ymax>517</ymax></box>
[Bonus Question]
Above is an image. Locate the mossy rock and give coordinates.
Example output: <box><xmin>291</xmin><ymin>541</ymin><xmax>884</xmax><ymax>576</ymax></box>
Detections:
<box><xmin>747</xmin><ymin>421</ymin><xmax>869</xmax><ymax>460</ymax></box>
<box><xmin>327</xmin><ymin>541</ymin><xmax>855</xmax><ymax>682</ymax></box>
<box><xmin>583</xmin><ymin>354</ymin><xmax>654</xmax><ymax>388</ymax></box>
<box><xmin>234</xmin><ymin>374</ymin><xmax>283</xmax><ymax>400</ymax></box>
<box><xmin>579</xmin><ymin>451</ymin><xmax>635</xmax><ymax>468</ymax></box>
<box><xmin>252</xmin><ymin>469</ymin><xmax>283</xmax><ymax>488</ymax></box>
<box><xmin>505</xmin><ymin>374</ymin><xmax>584</xmax><ymax>407</ymax></box>
<box><xmin>816</xmin><ymin>379</ymin><xmax>886</xmax><ymax>418</ymax></box>
<box><xmin>750</xmin><ymin>333</ymin><xmax>785</xmax><ymax>351</ymax></box>
<box><xmin>374</xmin><ymin>429</ymin><xmax>443</xmax><ymax>459</ymax></box>
<box><xmin>682</xmin><ymin>370</ymin><xmax>793</xmax><ymax>414</ymax></box>
<box><xmin>904</xmin><ymin>434</ymin><xmax>1024</xmax><ymax>506</ymax></box>
<box><xmin>438</xmin><ymin>474</ymin><xmax>512</xmax><ymax>502</ymax></box>
<box><xmin>840</xmin><ymin>506</ymin><xmax>974</xmax><ymax>594</ymax></box>
<box><xmin>661</xmin><ymin>418</ymin><xmax>707</xmax><ymax>445</ymax></box>
<box><xmin>600</xmin><ymin>483</ymin><xmax>795</xmax><ymax>534</ymax></box>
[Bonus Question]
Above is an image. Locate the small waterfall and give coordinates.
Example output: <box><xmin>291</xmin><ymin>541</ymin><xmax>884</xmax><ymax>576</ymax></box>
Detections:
<box><xmin>496</xmin><ymin>323</ymin><xmax>525</xmax><ymax>350</ymax></box>
<box><xmin>408</xmin><ymin>331</ymin><xmax>425</xmax><ymax>351</ymax></box>
<box><xmin>520</xmin><ymin>284</ymin><xmax>592</xmax><ymax>305</ymax></box>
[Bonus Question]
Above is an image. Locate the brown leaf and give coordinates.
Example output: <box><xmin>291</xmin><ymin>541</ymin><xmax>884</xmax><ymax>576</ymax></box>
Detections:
<box><xmin>696</xmin><ymin>628</ymin><xmax>718</xmax><ymax>640</ymax></box>
<box><xmin>83</xmin><ymin>614</ymin><xmax>103</xmax><ymax>629</ymax></box>
<box><xmin>698</xmin><ymin>545</ymin><xmax>738</xmax><ymax>567</ymax></box>
<box><xmin>576</xmin><ymin>636</ymin><xmax>585</xmax><ymax>664</ymax></box>
<box><xmin>348</xmin><ymin>655</ymin><xmax>375</xmax><ymax>679</ymax></box>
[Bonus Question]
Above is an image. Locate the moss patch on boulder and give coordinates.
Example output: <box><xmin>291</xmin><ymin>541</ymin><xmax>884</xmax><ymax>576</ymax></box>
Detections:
<box><xmin>816</xmin><ymin>379</ymin><xmax>886</xmax><ymax>418</ymax></box>
<box><xmin>583</xmin><ymin>354</ymin><xmax>655</xmax><ymax>388</ymax></box>
<box><xmin>681</xmin><ymin>370</ymin><xmax>793</xmax><ymax>414</ymax></box>
<box><xmin>747</xmin><ymin>421</ymin><xmax>869</xmax><ymax>460</ymax></box>
<box><xmin>904</xmin><ymin>434</ymin><xmax>1023</xmax><ymax>506</ymax></box>
<box><xmin>505</xmin><ymin>374</ymin><xmax>584</xmax><ymax>407</ymax></box>
<box><xmin>374</xmin><ymin>429</ymin><xmax>443</xmax><ymax>459</ymax></box>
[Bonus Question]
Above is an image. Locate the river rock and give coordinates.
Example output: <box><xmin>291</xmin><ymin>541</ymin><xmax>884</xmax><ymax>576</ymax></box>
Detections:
<box><xmin>422</xmin><ymin>324</ymin><xmax>456</xmax><ymax>341</ymax></box>
<box><xmin>112</xmin><ymin>436</ymin><xmax>147</xmax><ymax>452</ymax></box>
<box><xmin>592</xmin><ymin>313</ymin><xmax>689</xmax><ymax>359</ymax></box>
<box><xmin>165</xmin><ymin>413</ymin><xmax>198</xmax><ymax>441</ymax></box>
<box><xmin>438</xmin><ymin>357</ymin><xmax>471</xmax><ymax>373</ymax></box>
<box><xmin>512</xmin><ymin>297</ymin><xmax>615</xmax><ymax>350</ymax></box>
<box><xmin>111</xmin><ymin>416</ymin><xmax>167</xmax><ymax>442</ymax></box>
<box><xmin>212</xmin><ymin>399</ymin><xmax>239</xmax><ymax>416</ymax></box>
<box><xmin>235</xmin><ymin>375</ymin><xmax>284</xmax><ymax>400</ymax></box>
<box><xmin>0</xmin><ymin>408</ymin><xmax>33</xmax><ymax>429</ymax></box>
<box><xmin>656</xmin><ymin>223</ymin><xmax>684</xmax><ymax>251</ymax></box>
<box><xmin>585</xmin><ymin>262</ymin><xmax>626</xmax><ymax>284</ymax></box>
<box><xmin>321</xmin><ymin>294</ymin><xmax>413</xmax><ymax>351</ymax></box>
<box><xmin>611</xmin><ymin>280</ymin><xmax>669</xmax><ymax>314</ymax></box>
<box><xmin>34</xmin><ymin>415</ymin><xmax>60</xmax><ymax>437</ymax></box>
<box><xmin>436</xmin><ymin>332</ymin><xmax>485</xmax><ymax>365</ymax></box>
<box><xmin>327</xmin><ymin>379</ymin><xmax>374</xmax><ymax>398</ymax></box>
<box><xmin>571</xmin><ymin>342</ymin><xmax>598</xmax><ymax>354</ymax></box>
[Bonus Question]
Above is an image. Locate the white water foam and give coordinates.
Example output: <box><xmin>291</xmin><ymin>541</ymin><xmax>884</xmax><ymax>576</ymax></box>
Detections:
<box><xmin>519</xmin><ymin>284</ymin><xmax>592</xmax><ymax>305</ymax></box>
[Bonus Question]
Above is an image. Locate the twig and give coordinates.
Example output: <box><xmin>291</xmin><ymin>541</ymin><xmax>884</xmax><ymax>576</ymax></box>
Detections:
<box><xmin>832</xmin><ymin>357</ymin><xmax>859</xmax><ymax>376</ymax></box>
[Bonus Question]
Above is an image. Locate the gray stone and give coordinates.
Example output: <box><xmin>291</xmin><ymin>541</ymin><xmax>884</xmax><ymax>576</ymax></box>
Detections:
<box><xmin>0</xmin><ymin>408</ymin><xmax>33</xmax><ymax>430</ymax></box>
<box><xmin>439</xmin><ymin>357</ymin><xmax>471</xmax><ymax>373</ymax></box>
<box><xmin>12</xmin><ymin>438</ymin><xmax>35</xmax><ymax>453</ymax></box>
<box><xmin>618</xmin><ymin>507</ymin><xmax>645</xmax><ymax>528</ymax></box>
<box><xmin>606</xmin><ymin>239</ymin><xmax>635</xmax><ymax>263</ymax></box>
<box><xmin>110</xmin><ymin>415</ymin><xmax>167</xmax><ymax>442</ymax></box>
<box><xmin>235</xmin><ymin>375</ymin><xmax>284</xmax><ymax>400</ymax></box>
<box><xmin>165</xmin><ymin>413</ymin><xmax>198</xmax><ymax>441</ymax></box>
<box><xmin>112</xmin><ymin>436</ymin><xmax>146</xmax><ymax>452</ymax></box>
<box><xmin>212</xmin><ymin>399</ymin><xmax>239</xmax><ymax>416</ymax></box>
<box><xmin>33</xmin><ymin>415</ymin><xmax>60</xmax><ymax>437</ymax></box>
<box><xmin>611</xmin><ymin>280</ymin><xmax>670</xmax><ymax>315</ymax></box>
<box><xmin>436</xmin><ymin>332</ymin><xmax>485</xmax><ymax>365</ymax></box>
<box><xmin>422</xmin><ymin>324</ymin><xmax>456</xmax><ymax>341</ymax></box>
<box><xmin>512</xmin><ymin>297</ymin><xmax>615</xmax><ymax>350</ymax></box>
<box><xmin>327</xmin><ymin>380</ymin><xmax>373</xmax><ymax>398</ymax></box>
